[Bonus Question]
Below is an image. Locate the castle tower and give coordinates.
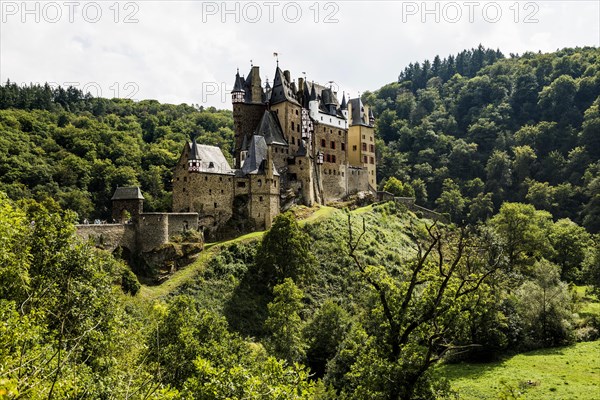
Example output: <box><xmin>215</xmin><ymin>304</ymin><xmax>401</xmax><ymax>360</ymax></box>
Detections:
<box><xmin>111</xmin><ymin>186</ymin><xmax>144</xmax><ymax>223</ymax></box>
<box><xmin>347</xmin><ymin>98</ymin><xmax>377</xmax><ymax>190</ymax></box>
<box><xmin>231</xmin><ymin>69</ymin><xmax>245</xmax><ymax>104</ymax></box>
<box><xmin>232</xmin><ymin>66</ymin><xmax>267</xmax><ymax>167</ymax></box>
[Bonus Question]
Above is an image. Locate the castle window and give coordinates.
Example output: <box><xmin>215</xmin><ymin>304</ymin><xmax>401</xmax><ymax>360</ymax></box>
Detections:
<box><xmin>326</xmin><ymin>154</ymin><xmax>331</xmax><ymax>162</ymax></box>
<box><xmin>214</xmin><ymin>202</ymin><xmax>218</xmax><ymax>208</ymax></box>
<box><xmin>237</xmin><ymin>181</ymin><xmax>246</xmax><ymax>188</ymax></box>
<box><xmin>221</xmin><ymin>189</ymin><xmax>224</xmax><ymax>194</ymax></box>
<box><xmin>330</xmin><ymin>118</ymin><xmax>332</xmax><ymax>123</ymax></box>
<box><xmin>370</xmin><ymin>136</ymin><xmax>373</xmax><ymax>142</ymax></box>
<box><xmin>287</xmin><ymin>158</ymin><xmax>295</xmax><ymax>165</ymax></box>
<box><xmin>259</xmin><ymin>196</ymin><xmax>263</xmax><ymax>202</ymax></box>
<box><xmin>291</xmin><ymin>121</ymin><xmax>295</xmax><ymax>130</ymax></box>
<box><xmin>353</xmin><ymin>145</ymin><xmax>357</xmax><ymax>151</ymax></box>
<box><xmin>298</xmin><ymin>160</ymin><xmax>301</xmax><ymax>165</ymax></box>
<box><xmin>332</xmin><ymin>155</ymin><xmax>336</xmax><ymax>163</ymax></box>
<box><xmin>297</xmin><ymin>125</ymin><xmax>300</xmax><ymax>132</ymax></box>
<box><xmin>258</xmin><ymin>179</ymin><xmax>262</xmax><ymax>187</ymax></box>
<box><xmin>292</xmin><ymin>137</ymin><xmax>295</xmax><ymax>145</ymax></box>
<box><xmin>321</xmin><ymin>139</ymin><xmax>326</xmax><ymax>147</ymax></box>
<box><xmin>342</xmin><ymin>172</ymin><xmax>344</xmax><ymax>177</ymax></box>
<box><xmin>220</xmin><ymin>177</ymin><xmax>222</xmax><ymax>181</ymax></box>
<box><xmin>274</xmin><ymin>180</ymin><xmax>277</xmax><ymax>187</ymax></box>
<box><xmin>363</xmin><ymin>155</ymin><xmax>368</xmax><ymax>163</ymax></box>
<box><xmin>183</xmin><ymin>176</ymin><xmax>187</xmax><ymax>182</ymax></box>
<box><xmin>341</xmin><ymin>143</ymin><xmax>345</xmax><ymax>151</ymax></box>
<box><xmin>330</xmin><ymin>141</ymin><xmax>335</xmax><ymax>149</ymax></box>
<box><xmin>182</xmin><ymin>187</ymin><xmax>186</xmax><ymax>192</ymax></box>
<box><xmin>338</xmin><ymin>130</ymin><xmax>341</xmax><ymax>135</ymax></box>
<box><xmin>370</xmin><ymin>157</ymin><xmax>375</xmax><ymax>164</ymax></box>
<box><xmin>370</xmin><ymin>144</ymin><xmax>375</xmax><ymax>152</ymax></box>
<box><xmin>275</xmin><ymin>147</ymin><xmax>278</xmax><ymax>153</ymax></box>
<box><xmin>320</xmin><ymin>116</ymin><xmax>323</xmax><ymax>121</ymax></box>
<box><xmin>362</xmin><ymin>143</ymin><xmax>367</xmax><ymax>151</ymax></box>
<box><xmin>209</xmin><ymin>162</ymin><xmax>214</xmax><ymax>168</ymax></box>
<box><xmin>205</xmin><ymin>176</ymin><xmax>208</xmax><ymax>181</ymax></box>
<box><xmin>209</xmin><ymin>189</ymin><xmax>212</xmax><ymax>195</ymax></box>
<box><xmin>296</xmin><ymin>109</ymin><xmax>299</xmax><ymax>115</ymax></box>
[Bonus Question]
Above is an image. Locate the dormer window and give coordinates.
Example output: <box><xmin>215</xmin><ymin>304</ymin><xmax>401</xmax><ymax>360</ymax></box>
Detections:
<box><xmin>208</xmin><ymin>162</ymin><xmax>214</xmax><ymax>168</ymax></box>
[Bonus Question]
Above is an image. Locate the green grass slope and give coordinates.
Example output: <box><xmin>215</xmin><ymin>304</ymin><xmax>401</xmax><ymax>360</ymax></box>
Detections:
<box><xmin>440</xmin><ymin>341</ymin><xmax>600</xmax><ymax>399</ymax></box>
<box><xmin>137</xmin><ymin>202</ymin><xmax>419</xmax><ymax>337</ymax></box>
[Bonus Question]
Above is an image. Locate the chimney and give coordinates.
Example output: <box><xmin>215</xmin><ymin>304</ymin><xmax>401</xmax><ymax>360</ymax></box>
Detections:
<box><xmin>284</xmin><ymin>70</ymin><xmax>291</xmax><ymax>82</ymax></box>
<box><xmin>251</xmin><ymin>66</ymin><xmax>262</xmax><ymax>103</ymax></box>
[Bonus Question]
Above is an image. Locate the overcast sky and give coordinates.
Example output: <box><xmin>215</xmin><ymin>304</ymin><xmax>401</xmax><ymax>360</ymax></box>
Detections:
<box><xmin>1</xmin><ymin>0</ymin><xmax>599</xmax><ymax>109</ymax></box>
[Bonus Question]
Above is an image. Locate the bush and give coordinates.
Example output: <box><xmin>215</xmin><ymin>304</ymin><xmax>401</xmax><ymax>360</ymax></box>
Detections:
<box><xmin>121</xmin><ymin>268</ymin><xmax>140</xmax><ymax>295</ymax></box>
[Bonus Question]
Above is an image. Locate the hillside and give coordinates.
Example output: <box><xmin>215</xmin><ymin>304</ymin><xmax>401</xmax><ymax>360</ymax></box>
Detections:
<box><xmin>364</xmin><ymin>46</ymin><xmax>600</xmax><ymax>231</ymax></box>
<box><xmin>1</xmin><ymin>47</ymin><xmax>599</xmax><ymax>232</ymax></box>
<box><xmin>1</xmin><ymin>46</ymin><xmax>600</xmax><ymax>399</ymax></box>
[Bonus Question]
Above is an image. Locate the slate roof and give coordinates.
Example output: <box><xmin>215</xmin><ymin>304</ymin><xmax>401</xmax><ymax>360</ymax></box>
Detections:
<box><xmin>302</xmin><ymin>81</ymin><xmax>311</xmax><ymax>108</ymax></box>
<box><xmin>309</xmin><ymin>82</ymin><xmax>344</xmax><ymax>118</ymax></box>
<box><xmin>349</xmin><ymin>98</ymin><xmax>370</xmax><ymax>126</ymax></box>
<box><xmin>111</xmin><ymin>187</ymin><xmax>144</xmax><ymax>200</ymax></box>
<box><xmin>269</xmin><ymin>67</ymin><xmax>300</xmax><ymax>106</ymax></box>
<box><xmin>241</xmin><ymin>135</ymin><xmax>279</xmax><ymax>176</ymax></box>
<box><xmin>254</xmin><ymin>110</ymin><xmax>288</xmax><ymax>146</ymax></box>
<box><xmin>232</xmin><ymin>69</ymin><xmax>244</xmax><ymax>93</ymax></box>
<box><xmin>187</xmin><ymin>142</ymin><xmax>234</xmax><ymax>175</ymax></box>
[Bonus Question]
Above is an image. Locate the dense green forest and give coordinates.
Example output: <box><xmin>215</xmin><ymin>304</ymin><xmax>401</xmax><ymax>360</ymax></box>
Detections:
<box><xmin>2</xmin><ymin>197</ymin><xmax>599</xmax><ymax>398</ymax></box>
<box><xmin>1</xmin><ymin>46</ymin><xmax>599</xmax><ymax>230</ymax></box>
<box><xmin>1</xmin><ymin>46</ymin><xmax>600</xmax><ymax>399</ymax></box>
<box><xmin>0</xmin><ymin>83</ymin><xmax>233</xmax><ymax>219</ymax></box>
<box><xmin>365</xmin><ymin>46</ymin><xmax>600</xmax><ymax>232</ymax></box>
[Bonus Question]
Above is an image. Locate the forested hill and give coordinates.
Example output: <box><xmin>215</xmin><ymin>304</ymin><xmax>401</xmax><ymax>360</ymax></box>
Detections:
<box><xmin>1</xmin><ymin>46</ymin><xmax>599</xmax><ymax>231</ymax></box>
<box><xmin>0</xmin><ymin>84</ymin><xmax>234</xmax><ymax>219</ymax></box>
<box><xmin>364</xmin><ymin>46</ymin><xmax>600</xmax><ymax>232</ymax></box>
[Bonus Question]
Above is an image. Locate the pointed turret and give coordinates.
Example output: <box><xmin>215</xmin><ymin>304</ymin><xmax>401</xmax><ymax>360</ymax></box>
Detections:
<box><xmin>231</xmin><ymin>68</ymin><xmax>245</xmax><ymax>103</ymax></box>
<box><xmin>369</xmin><ymin>107</ymin><xmax>375</xmax><ymax>126</ymax></box>
<box><xmin>341</xmin><ymin>92</ymin><xmax>348</xmax><ymax>119</ymax></box>
<box><xmin>310</xmin><ymin>82</ymin><xmax>317</xmax><ymax>101</ymax></box>
<box><xmin>302</xmin><ymin>81</ymin><xmax>311</xmax><ymax>108</ymax></box>
<box><xmin>188</xmin><ymin>136</ymin><xmax>202</xmax><ymax>171</ymax></box>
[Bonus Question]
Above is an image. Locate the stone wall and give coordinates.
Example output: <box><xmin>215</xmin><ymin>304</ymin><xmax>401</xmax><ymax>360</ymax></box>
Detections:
<box><xmin>76</xmin><ymin>223</ymin><xmax>136</xmax><ymax>252</ymax></box>
<box><xmin>271</xmin><ymin>101</ymin><xmax>302</xmax><ymax>156</ymax></box>
<box><xmin>248</xmin><ymin>174</ymin><xmax>279</xmax><ymax>230</ymax></box>
<box><xmin>347</xmin><ymin>166</ymin><xmax>370</xmax><ymax>195</ymax></box>
<box><xmin>166</xmin><ymin>213</ymin><xmax>200</xmax><ymax>238</ymax></box>
<box><xmin>173</xmin><ymin>169</ymin><xmax>235</xmax><ymax>228</ymax></box>
<box><xmin>233</xmin><ymin>102</ymin><xmax>267</xmax><ymax>166</ymax></box>
<box><xmin>136</xmin><ymin>213</ymin><xmax>169</xmax><ymax>253</ymax></box>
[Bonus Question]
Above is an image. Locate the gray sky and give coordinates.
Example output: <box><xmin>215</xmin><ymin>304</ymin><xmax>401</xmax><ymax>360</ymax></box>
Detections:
<box><xmin>1</xmin><ymin>1</ymin><xmax>599</xmax><ymax>109</ymax></box>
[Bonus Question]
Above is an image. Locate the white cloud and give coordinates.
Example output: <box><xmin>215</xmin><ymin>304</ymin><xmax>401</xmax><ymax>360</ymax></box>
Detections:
<box><xmin>1</xmin><ymin>1</ymin><xmax>598</xmax><ymax>108</ymax></box>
